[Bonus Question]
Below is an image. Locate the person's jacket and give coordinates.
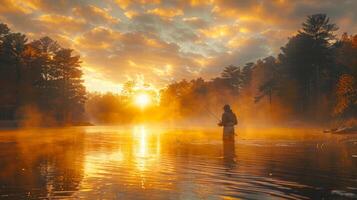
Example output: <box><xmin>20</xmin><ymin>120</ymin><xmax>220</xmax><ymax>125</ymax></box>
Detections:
<box><xmin>220</xmin><ymin>110</ymin><xmax>237</xmax><ymax>126</ymax></box>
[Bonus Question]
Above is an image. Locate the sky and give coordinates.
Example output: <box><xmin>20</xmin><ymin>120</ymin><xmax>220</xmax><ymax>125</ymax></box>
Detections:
<box><xmin>0</xmin><ymin>0</ymin><xmax>356</xmax><ymax>93</ymax></box>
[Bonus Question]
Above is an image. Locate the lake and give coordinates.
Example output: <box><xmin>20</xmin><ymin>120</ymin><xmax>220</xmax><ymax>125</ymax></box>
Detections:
<box><xmin>0</xmin><ymin>126</ymin><xmax>356</xmax><ymax>199</ymax></box>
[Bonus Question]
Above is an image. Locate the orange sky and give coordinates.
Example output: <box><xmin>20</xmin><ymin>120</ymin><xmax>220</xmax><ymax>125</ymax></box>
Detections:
<box><xmin>0</xmin><ymin>0</ymin><xmax>356</xmax><ymax>93</ymax></box>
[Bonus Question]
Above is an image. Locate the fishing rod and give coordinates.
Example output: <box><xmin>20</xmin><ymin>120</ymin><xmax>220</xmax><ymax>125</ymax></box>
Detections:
<box><xmin>204</xmin><ymin>106</ymin><xmax>220</xmax><ymax>121</ymax></box>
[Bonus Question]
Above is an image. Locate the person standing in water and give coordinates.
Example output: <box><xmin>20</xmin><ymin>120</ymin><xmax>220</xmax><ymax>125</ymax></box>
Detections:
<box><xmin>218</xmin><ymin>104</ymin><xmax>238</xmax><ymax>141</ymax></box>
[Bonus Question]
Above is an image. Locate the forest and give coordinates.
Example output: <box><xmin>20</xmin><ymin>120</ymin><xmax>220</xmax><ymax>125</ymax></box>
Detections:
<box><xmin>1</xmin><ymin>14</ymin><xmax>356</xmax><ymax>127</ymax></box>
<box><xmin>0</xmin><ymin>24</ymin><xmax>86</xmax><ymax>126</ymax></box>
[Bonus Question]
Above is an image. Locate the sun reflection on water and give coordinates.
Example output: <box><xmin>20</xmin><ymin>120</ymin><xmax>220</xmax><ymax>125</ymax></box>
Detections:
<box><xmin>132</xmin><ymin>125</ymin><xmax>161</xmax><ymax>171</ymax></box>
<box><xmin>132</xmin><ymin>125</ymin><xmax>162</xmax><ymax>188</ymax></box>
<box><xmin>133</xmin><ymin>125</ymin><xmax>148</xmax><ymax>159</ymax></box>
<box><xmin>81</xmin><ymin>125</ymin><xmax>163</xmax><ymax>188</ymax></box>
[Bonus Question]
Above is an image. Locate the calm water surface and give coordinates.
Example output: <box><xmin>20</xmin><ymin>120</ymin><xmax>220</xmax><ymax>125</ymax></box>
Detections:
<box><xmin>0</xmin><ymin>126</ymin><xmax>356</xmax><ymax>199</ymax></box>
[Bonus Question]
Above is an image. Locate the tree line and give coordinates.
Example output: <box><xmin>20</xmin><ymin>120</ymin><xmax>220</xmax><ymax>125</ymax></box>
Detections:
<box><xmin>1</xmin><ymin>14</ymin><xmax>356</xmax><ymax>127</ymax></box>
<box><xmin>0</xmin><ymin>23</ymin><xmax>86</xmax><ymax>126</ymax></box>
<box><xmin>159</xmin><ymin>14</ymin><xmax>357</xmax><ymax>125</ymax></box>
<box><xmin>87</xmin><ymin>14</ymin><xmax>357</xmax><ymax>126</ymax></box>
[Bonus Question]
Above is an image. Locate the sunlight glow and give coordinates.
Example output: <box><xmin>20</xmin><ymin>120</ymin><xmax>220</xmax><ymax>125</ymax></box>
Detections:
<box><xmin>135</xmin><ymin>93</ymin><xmax>151</xmax><ymax>108</ymax></box>
<box><xmin>133</xmin><ymin>125</ymin><xmax>149</xmax><ymax>173</ymax></box>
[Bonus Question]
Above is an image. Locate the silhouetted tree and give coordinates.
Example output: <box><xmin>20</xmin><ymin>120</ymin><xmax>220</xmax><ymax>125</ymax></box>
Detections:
<box><xmin>279</xmin><ymin>14</ymin><xmax>339</xmax><ymax>119</ymax></box>
<box><xmin>52</xmin><ymin>49</ymin><xmax>85</xmax><ymax>122</ymax></box>
<box><xmin>241</xmin><ymin>62</ymin><xmax>254</xmax><ymax>88</ymax></box>
<box><xmin>27</xmin><ymin>37</ymin><xmax>60</xmax><ymax>112</ymax></box>
<box><xmin>0</xmin><ymin>22</ymin><xmax>86</xmax><ymax>125</ymax></box>
<box><xmin>221</xmin><ymin>65</ymin><xmax>242</xmax><ymax>94</ymax></box>
<box><xmin>255</xmin><ymin>57</ymin><xmax>280</xmax><ymax>104</ymax></box>
<box><xmin>0</xmin><ymin>31</ymin><xmax>27</xmax><ymax>107</ymax></box>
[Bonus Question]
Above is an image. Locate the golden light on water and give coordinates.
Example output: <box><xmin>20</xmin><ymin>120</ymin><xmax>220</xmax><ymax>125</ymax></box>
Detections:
<box><xmin>132</xmin><ymin>126</ymin><xmax>162</xmax><ymax>171</ymax></box>
<box><xmin>134</xmin><ymin>93</ymin><xmax>151</xmax><ymax>108</ymax></box>
<box><xmin>131</xmin><ymin>125</ymin><xmax>162</xmax><ymax>189</ymax></box>
<box><xmin>136</xmin><ymin>126</ymin><xmax>148</xmax><ymax>158</ymax></box>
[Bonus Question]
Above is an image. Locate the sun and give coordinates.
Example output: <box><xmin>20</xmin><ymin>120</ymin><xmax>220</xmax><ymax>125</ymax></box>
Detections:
<box><xmin>134</xmin><ymin>93</ymin><xmax>151</xmax><ymax>108</ymax></box>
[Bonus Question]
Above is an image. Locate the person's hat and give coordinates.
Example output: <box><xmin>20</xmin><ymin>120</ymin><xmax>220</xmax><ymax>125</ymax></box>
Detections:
<box><xmin>223</xmin><ymin>104</ymin><xmax>230</xmax><ymax>110</ymax></box>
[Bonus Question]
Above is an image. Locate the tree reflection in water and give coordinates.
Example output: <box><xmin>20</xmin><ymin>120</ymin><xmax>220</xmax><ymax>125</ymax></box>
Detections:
<box><xmin>0</xmin><ymin>128</ymin><xmax>85</xmax><ymax>199</ymax></box>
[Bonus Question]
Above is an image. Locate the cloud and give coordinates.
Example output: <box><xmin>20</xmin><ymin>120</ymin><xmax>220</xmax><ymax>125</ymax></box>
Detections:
<box><xmin>75</xmin><ymin>27</ymin><xmax>204</xmax><ymax>86</ymax></box>
<box><xmin>183</xmin><ymin>17</ymin><xmax>208</xmax><ymax>28</ymax></box>
<box><xmin>0</xmin><ymin>0</ymin><xmax>34</xmax><ymax>14</ymax></box>
<box><xmin>74</xmin><ymin>27</ymin><xmax>122</xmax><ymax>50</ymax></box>
<box><xmin>36</xmin><ymin>14</ymin><xmax>90</xmax><ymax>34</ymax></box>
<box><xmin>128</xmin><ymin>13</ymin><xmax>199</xmax><ymax>44</ymax></box>
<box><xmin>73</xmin><ymin>5</ymin><xmax>119</xmax><ymax>25</ymax></box>
<box><xmin>202</xmin><ymin>37</ymin><xmax>271</xmax><ymax>77</ymax></box>
<box><xmin>128</xmin><ymin>13</ymin><xmax>164</xmax><ymax>34</ymax></box>
<box><xmin>124</xmin><ymin>10</ymin><xmax>139</xmax><ymax>19</ymax></box>
<box><xmin>0</xmin><ymin>1</ymin><xmax>45</xmax><ymax>33</ymax></box>
<box><xmin>199</xmin><ymin>24</ymin><xmax>247</xmax><ymax>39</ymax></box>
<box><xmin>115</xmin><ymin>0</ymin><xmax>160</xmax><ymax>10</ymax></box>
<box><xmin>22</xmin><ymin>0</ymin><xmax>83</xmax><ymax>14</ymax></box>
<box><xmin>146</xmin><ymin>8</ymin><xmax>184</xmax><ymax>19</ymax></box>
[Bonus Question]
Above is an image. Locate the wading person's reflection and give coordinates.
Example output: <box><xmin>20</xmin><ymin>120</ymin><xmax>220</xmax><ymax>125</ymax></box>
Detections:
<box><xmin>223</xmin><ymin>140</ymin><xmax>236</xmax><ymax>167</ymax></box>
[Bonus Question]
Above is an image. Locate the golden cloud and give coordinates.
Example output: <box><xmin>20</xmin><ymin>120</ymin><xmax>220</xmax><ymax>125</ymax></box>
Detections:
<box><xmin>189</xmin><ymin>0</ymin><xmax>213</xmax><ymax>7</ymax></box>
<box><xmin>19</xmin><ymin>0</ymin><xmax>82</xmax><ymax>14</ymax></box>
<box><xmin>199</xmin><ymin>24</ymin><xmax>248</xmax><ymax>39</ymax></box>
<box><xmin>73</xmin><ymin>5</ymin><xmax>119</xmax><ymax>24</ymax></box>
<box><xmin>115</xmin><ymin>0</ymin><xmax>160</xmax><ymax>9</ymax></box>
<box><xmin>0</xmin><ymin>0</ymin><xmax>35</xmax><ymax>14</ymax></box>
<box><xmin>73</xmin><ymin>27</ymin><xmax>204</xmax><ymax>86</ymax></box>
<box><xmin>74</xmin><ymin>27</ymin><xmax>122</xmax><ymax>50</ymax></box>
<box><xmin>182</xmin><ymin>17</ymin><xmax>208</xmax><ymax>28</ymax></box>
<box><xmin>124</xmin><ymin>10</ymin><xmax>139</xmax><ymax>19</ymax></box>
<box><xmin>227</xmin><ymin>36</ymin><xmax>247</xmax><ymax>49</ymax></box>
<box><xmin>115</xmin><ymin>0</ymin><xmax>131</xmax><ymax>9</ymax></box>
<box><xmin>210</xmin><ymin>0</ymin><xmax>295</xmax><ymax>27</ymax></box>
<box><xmin>36</xmin><ymin>14</ymin><xmax>88</xmax><ymax>34</ymax></box>
<box><xmin>147</xmin><ymin>8</ymin><xmax>183</xmax><ymax>18</ymax></box>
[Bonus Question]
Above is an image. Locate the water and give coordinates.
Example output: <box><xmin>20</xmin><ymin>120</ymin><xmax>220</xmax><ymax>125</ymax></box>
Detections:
<box><xmin>0</xmin><ymin>126</ymin><xmax>356</xmax><ymax>199</ymax></box>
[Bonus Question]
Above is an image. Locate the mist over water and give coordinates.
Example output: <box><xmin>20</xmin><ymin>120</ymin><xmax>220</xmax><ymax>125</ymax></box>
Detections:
<box><xmin>0</xmin><ymin>126</ymin><xmax>356</xmax><ymax>199</ymax></box>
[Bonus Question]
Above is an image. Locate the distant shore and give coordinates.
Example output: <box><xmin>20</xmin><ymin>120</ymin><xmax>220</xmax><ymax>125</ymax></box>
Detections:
<box><xmin>0</xmin><ymin>120</ymin><xmax>94</xmax><ymax>128</ymax></box>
